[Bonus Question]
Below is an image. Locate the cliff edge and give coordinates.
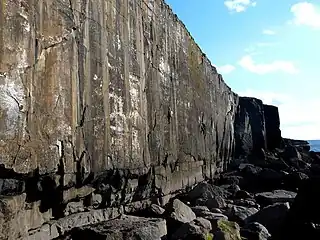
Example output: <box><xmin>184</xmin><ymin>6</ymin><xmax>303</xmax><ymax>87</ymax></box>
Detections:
<box><xmin>0</xmin><ymin>0</ymin><xmax>296</xmax><ymax>239</ymax></box>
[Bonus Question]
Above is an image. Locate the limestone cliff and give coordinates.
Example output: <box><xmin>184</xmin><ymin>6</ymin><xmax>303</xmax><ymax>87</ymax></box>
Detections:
<box><xmin>0</xmin><ymin>0</ymin><xmax>241</xmax><ymax>238</ymax></box>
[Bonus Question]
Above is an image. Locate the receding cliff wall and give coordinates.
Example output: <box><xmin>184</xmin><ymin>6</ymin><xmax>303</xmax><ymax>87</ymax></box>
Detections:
<box><xmin>0</xmin><ymin>0</ymin><xmax>238</xmax><ymax>238</ymax></box>
<box><xmin>234</xmin><ymin>97</ymin><xmax>283</xmax><ymax>163</ymax></box>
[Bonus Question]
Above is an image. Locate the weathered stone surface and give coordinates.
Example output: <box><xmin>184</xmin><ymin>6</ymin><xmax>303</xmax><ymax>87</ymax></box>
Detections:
<box><xmin>0</xmin><ymin>0</ymin><xmax>239</xmax><ymax>237</ymax></box>
<box><xmin>0</xmin><ymin>178</ymin><xmax>25</xmax><ymax>196</ymax></box>
<box><xmin>70</xmin><ymin>215</ymin><xmax>167</xmax><ymax>240</ymax></box>
<box><xmin>63</xmin><ymin>186</ymin><xmax>95</xmax><ymax>203</ymax></box>
<box><xmin>255</xmin><ymin>190</ymin><xmax>297</xmax><ymax>206</ymax></box>
<box><xmin>275</xmin><ymin>177</ymin><xmax>320</xmax><ymax>239</ymax></box>
<box><xmin>194</xmin><ymin>217</ymin><xmax>212</xmax><ymax>231</ymax></box>
<box><xmin>234</xmin><ymin>97</ymin><xmax>267</xmax><ymax>160</ymax></box>
<box><xmin>150</xmin><ymin>204</ymin><xmax>165</xmax><ymax>216</ymax></box>
<box><xmin>0</xmin><ymin>0</ymin><xmax>242</xmax><ymax>237</ymax></box>
<box><xmin>0</xmin><ymin>194</ymin><xmax>54</xmax><ymax>240</ymax></box>
<box><xmin>214</xmin><ymin>220</ymin><xmax>242</xmax><ymax>240</ymax></box>
<box><xmin>64</xmin><ymin>201</ymin><xmax>85</xmax><ymax>216</ymax></box>
<box><xmin>188</xmin><ymin>183</ymin><xmax>227</xmax><ymax>209</ymax></box>
<box><xmin>225</xmin><ymin>205</ymin><xmax>259</xmax><ymax>225</ymax></box>
<box><xmin>241</xmin><ymin>222</ymin><xmax>271</xmax><ymax>240</ymax></box>
<box><xmin>191</xmin><ymin>206</ymin><xmax>211</xmax><ymax>217</ymax></box>
<box><xmin>0</xmin><ymin>0</ymin><xmax>238</xmax><ymax>190</ymax></box>
<box><xmin>172</xmin><ymin>221</ymin><xmax>208</xmax><ymax>240</ymax></box>
<box><xmin>263</xmin><ymin>104</ymin><xmax>281</xmax><ymax>151</ymax></box>
<box><xmin>168</xmin><ymin>199</ymin><xmax>196</xmax><ymax>224</ymax></box>
<box><xmin>28</xmin><ymin>207</ymin><xmax>123</xmax><ymax>239</ymax></box>
<box><xmin>246</xmin><ymin>202</ymin><xmax>290</xmax><ymax>234</ymax></box>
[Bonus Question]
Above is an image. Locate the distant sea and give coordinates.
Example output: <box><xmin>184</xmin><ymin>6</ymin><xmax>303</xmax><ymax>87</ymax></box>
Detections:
<box><xmin>308</xmin><ymin>140</ymin><xmax>320</xmax><ymax>152</ymax></box>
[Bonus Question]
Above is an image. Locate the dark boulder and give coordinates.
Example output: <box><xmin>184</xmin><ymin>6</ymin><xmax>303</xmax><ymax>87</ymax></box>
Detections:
<box><xmin>171</xmin><ymin>221</ymin><xmax>209</xmax><ymax>240</ymax></box>
<box><xmin>188</xmin><ymin>183</ymin><xmax>228</xmax><ymax>209</ymax></box>
<box><xmin>246</xmin><ymin>202</ymin><xmax>290</xmax><ymax>234</ymax></box>
<box><xmin>275</xmin><ymin>177</ymin><xmax>320</xmax><ymax>239</ymax></box>
<box><xmin>225</xmin><ymin>205</ymin><xmax>259</xmax><ymax>225</ymax></box>
<box><xmin>241</xmin><ymin>222</ymin><xmax>271</xmax><ymax>240</ymax></box>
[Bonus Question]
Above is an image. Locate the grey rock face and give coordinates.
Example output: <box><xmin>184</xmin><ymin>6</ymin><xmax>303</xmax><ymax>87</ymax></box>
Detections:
<box><xmin>0</xmin><ymin>0</ymin><xmax>287</xmax><ymax>239</ymax></box>
<box><xmin>191</xmin><ymin>206</ymin><xmax>211</xmax><ymax>217</ymax></box>
<box><xmin>70</xmin><ymin>215</ymin><xmax>167</xmax><ymax>240</ymax></box>
<box><xmin>234</xmin><ymin>97</ymin><xmax>267</xmax><ymax>160</ymax></box>
<box><xmin>0</xmin><ymin>0</ymin><xmax>240</xmax><ymax>238</ymax></box>
<box><xmin>194</xmin><ymin>217</ymin><xmax>213</xmax><ymax>231</ymax></box>
<box><xmin>149</xmin><ymin>204</ymin><xmax>165</xmax><ymax>216</ymax></box>
<box><xmin>263</xmin><ymin>104</ymin><xmax>282</xmax><ymax>151</ymax></box>
<box><xmin>168</xmin><ymin>199</ymin><xmax>196</xmax><ymax>224</ymax></box>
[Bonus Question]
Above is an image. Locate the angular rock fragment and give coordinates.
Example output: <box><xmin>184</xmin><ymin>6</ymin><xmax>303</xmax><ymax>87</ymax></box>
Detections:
<box><xmin>241</xmin><ymin>222</ymin><xmax>271</xmax><ymax>240</ymax></box>
<box><xmin>70</xmin><ymin>215</ymin><xmax>167</xmax><ymax>240</ymax></box>
<box><xmin>255</xmin><ymin>190</ymin><xmax>297</xmax><ymax>206</ymax></box>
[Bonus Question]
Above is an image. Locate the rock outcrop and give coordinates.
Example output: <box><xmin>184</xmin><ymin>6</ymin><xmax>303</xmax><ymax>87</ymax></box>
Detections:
<box><xmin>0</xmin><ymin>0</ymin><xmax>238</xmax><ymax>238</ymax></box>
<box><xmin>0</xmin><ymin>0</ymin><xmax>316</xmax><ymax>239</ymax></box>
<box><xmin>234</xmin><ymin>97</ymin><xmax>267</xmax><ymax>160</ymax></box>
<box><xmin>264</xmin><ymin>104</ymin><xmax>282</xmax><ymax>151</ymax></box>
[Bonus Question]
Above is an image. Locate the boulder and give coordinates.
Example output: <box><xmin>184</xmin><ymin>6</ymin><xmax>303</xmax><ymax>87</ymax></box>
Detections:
<box><xmin>64</xmin><ymin>201</ymin><xmax>85</xmax><ymax>216</ymax></box>
<box><xmin>213</xmin><ymin>220</ymin><xmax>241</xmax><ymax>240</ymax></box>
<box><xmin>168</xmin><ymin>199</ymin><xmax>196</xmax><ymax>224</ymax></box>
<box><xmin>188</xmin><ymin>183</ymin><xmax>227</xmax><ymax>209</ymax></box>
<box><xmin>234</xmin><ymin>190</ymin><xmax>252</xmax><ymax>199</ymax></box>
<box><xmin>194</xmin><ymin>217</ymin><xmax>212</xmax><ymax>231</ymax></box>
<box><xmin>0</xmin><ymin>179</ymin><xmax>25</xmax><ymax>196</ymax></box>
<box><xmin>255</xmin><ymin>190</ymin><xmax>297</xmax><ymax>206</ymax></box>
<box><xmin>63</xmin><ymin>186</ymin><xmax>95</xmax><ymax>204</ymax></box>
<box><xmin>70</xmin><ymin>215</ymin><xmax>167</xmax><ymax>240</ymax></box>
<box><xmin>203</xmin><ymin>212</ymin><xmax>228</xmax><ymax>231</ymax></box>
<box><xmin>239</xmin><ymin>165</ymin><xmax>286</xmax><ymax>191</ymax></box>
<box><xmin>246</xmin><ymin>202</ymin><xmax>290</xmax><ymax>234</ymax></box>
<box><xmin>172</xmin><ymin>221</ymin><xmax>209</xmax><ymax>240</ymax></box>
<box><xmin>149</xmin><ymin>204</ymin><xmax>165</xmax><ymax>216</ymax></box>
<box><xmin>225</xmin><ymin>205</ymin><xmax>258</xmax><ymax>225</ymax></box>
<box><xmin>275</xmin><ymin>177</ymin><xmax>320</xmax><ymax>239</ymax></box>
<box><xmin>191</xmin><ymin>206</ymin><xmax>211</xmax><ymax>217</ymax></box>
<box><xmin>241</xmin><ymin>222</ymin><xmax>271</xmax><ymax>240</ymax></box>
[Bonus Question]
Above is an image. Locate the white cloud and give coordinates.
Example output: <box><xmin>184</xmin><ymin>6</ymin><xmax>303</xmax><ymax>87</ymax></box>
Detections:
<box><xmin>290</xmin><ymin>2</ymin><xmax>320</xmax><ymax>29</ymax></box>
<box><xmin>217</xmin><ymin>64</ymin><xmax>236</xmax><ymax>74</ymax></box>
<box><xmin>224</xmin><ymin>0</ymin><xmax>257</xmax><ymax>13</ymax></box>
<box><xmin>262</xmin><ymin>29</ymin><xmax>276</xmax><ymax>35</ymax></box>
<box><xmin>238</xmin><ymin>55</ymin><xmax>298</xmax><ymax>74</ymax></box>
<box><xmin>239</xmin><ymin>90</ymin><xmax>320</xmax><ymax>140</ymax></box>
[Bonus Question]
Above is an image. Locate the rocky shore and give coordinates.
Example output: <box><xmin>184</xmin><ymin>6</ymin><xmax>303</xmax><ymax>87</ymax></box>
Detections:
<box><xmin>53</xmin><ymin>138</ymin><xmax>319</xmax><ymax>240</ymax></box>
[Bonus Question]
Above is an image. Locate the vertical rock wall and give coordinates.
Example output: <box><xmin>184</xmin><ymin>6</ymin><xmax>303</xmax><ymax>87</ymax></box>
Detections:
<box><xmin>264</xmin><ymin>104</ymin><xmax>282</xmax><ymax>151</ymax></box>
<box><xmin>234</xmin><ymin>97</ymin><xmax>267</xmax><ymax>159</ymax></box>
<box><xmin>0</xmin><ymin>0</ymin><xmax>238</xmax><ymax>238</ymax></box>
<box><xmin>234</xmin><ymin>97</ymin><xmax>282</xmax><ymax>162</ymax></box>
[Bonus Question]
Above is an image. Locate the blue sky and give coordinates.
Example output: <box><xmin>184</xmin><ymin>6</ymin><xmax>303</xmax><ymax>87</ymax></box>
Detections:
<box><xmin>166</xmin><ymin>0</ymin><xmax>320</xmax><ymax>140</ymax></box>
